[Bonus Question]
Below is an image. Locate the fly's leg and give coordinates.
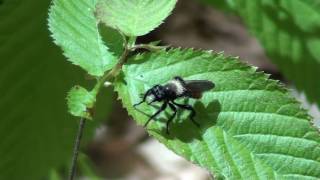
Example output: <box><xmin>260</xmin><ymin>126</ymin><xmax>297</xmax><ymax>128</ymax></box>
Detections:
<box><xmin>166</xmin><ymin>103</ymin><xmax>177</xmax><ymax>134</ymax></box>
<box><xmin>144</xmin><ymin>101</ymin><xmax>167</xmax><ymax>128</ymax></box>
<box><xmin>133</xmin><ymin>89</ymin><xmax>152</xmax><ymax>108</ymax></box>
<box><xmin>171</xmin><ymin>101</ymin><xmax>200</xmax><ymax>127</ymax></box>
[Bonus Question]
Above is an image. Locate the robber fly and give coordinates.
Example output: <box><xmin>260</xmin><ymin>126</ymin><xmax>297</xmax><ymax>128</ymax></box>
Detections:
<box><xmin>133</xmin><ymin>76</ymin><xmax>215</xmax><ymax>134</ymax></box>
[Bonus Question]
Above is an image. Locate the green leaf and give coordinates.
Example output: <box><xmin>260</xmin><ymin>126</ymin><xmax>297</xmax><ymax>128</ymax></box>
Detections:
<box><xmin>67</xmin><ymin>86</ymin><xmax>96</xmax><ymax>119</ymax></box>
<box><xmin>99</xmin><ymin>25</ymin><xmax>124</xmax><ymax>57</ymax></box>
<box><xmin>115</xmin><ymin>48</ymin><xmax>320</xmax><ymax>179</ymax></box>
<box><xmin>206</xmin><ymin>0</ymin><xmax>320</xmax><ymax>107</ymax></box>
<box><xmin>96</xmin><ymin>0</ymin><xmax>177</xmax><ymax>36</ymax></box>
<box><xmin>48</xmin><ymin>0</ymin><xmax>116</xmax><ymax>76</ymax></box>
<box><xmin>0</xmin><ymin>0</ymin><xmax>112</xmax><ymax>179</ymax></box>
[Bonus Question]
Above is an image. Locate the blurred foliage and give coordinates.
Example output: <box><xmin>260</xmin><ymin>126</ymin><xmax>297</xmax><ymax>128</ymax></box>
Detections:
<box><xmin>0</xmin><ymin>0</ymin><xmax>112</xmax><ymax>179</ymax></box>
<box><xmin>78</xmin><ymin>153</ymin><xmax>103</xmax><ymax>180</ymax></box>
<box><xmin>203</xmin><ymin>0</ymin><xmax>320</xmax><ymax>107</ymax></box>
<box><xmin>200</xmin><ymin>0</ymin><xmax>235</xmax><ymax>12</ymax></box>
<box><xmin>48</xmin><ymin>169</ymin><xmax>63</xmax><ymax>180</ymax></box>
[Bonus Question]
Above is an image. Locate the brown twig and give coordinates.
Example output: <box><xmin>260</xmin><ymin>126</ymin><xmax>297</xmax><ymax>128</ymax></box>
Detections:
<box><xmin>68</xmin><ymin>118</ymin><xmax>86</xmax><ymax>180</ymax></box>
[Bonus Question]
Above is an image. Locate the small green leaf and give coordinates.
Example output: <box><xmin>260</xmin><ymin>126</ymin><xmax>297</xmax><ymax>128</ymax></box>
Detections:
<box><xmin>115</xmin><ymin>48</ymin><xmax>320</xmax><ymax>179</ymax></box>
<box><xmin>48</xmin><ymin>0</ymin><xmax>116</xmax><ymax>76</ymax></box>
<box><xmin>67</xmin><ymin>86</ymin><xmax>96</xmax><ymax>119</ymax></box>
<box><xmin>96</xmin><ymin>0</ymin><xmax>177</xmax><ymax>36</ymax></box>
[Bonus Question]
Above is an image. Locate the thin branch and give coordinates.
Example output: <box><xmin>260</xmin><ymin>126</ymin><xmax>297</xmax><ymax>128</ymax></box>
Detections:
<box><xmin>97</xmin><ymin>41</ymin><xmax>131</xmax><ymax>89</ymax></box>
<box><xmin>67</xmin><ymin>36</ymin><xmax>133</xmax><ymax>180</ymax></box>
<box><xmin>68</xmin><ymin>118</ymin><xmax>86</xmax><ymax>180</ymax></box>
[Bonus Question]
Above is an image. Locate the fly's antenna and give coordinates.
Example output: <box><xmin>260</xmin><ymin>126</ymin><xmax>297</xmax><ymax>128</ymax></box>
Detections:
<box><xmin>134</xmin><ymin>88</ymin><xmax>153</xmax><ymax>108</ymax></box>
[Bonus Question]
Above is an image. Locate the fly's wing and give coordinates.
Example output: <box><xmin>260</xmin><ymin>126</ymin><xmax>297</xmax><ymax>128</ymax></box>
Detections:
<box><xmin>185</xmin><ymin>80</ymin><xmax>215</xmax><ymax>99</ymax></box>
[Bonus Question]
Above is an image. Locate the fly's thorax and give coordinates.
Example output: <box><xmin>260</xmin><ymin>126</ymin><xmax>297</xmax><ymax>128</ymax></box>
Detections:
<box><xmin>166</xmin><ymin>79</ymin><xmax>187</xmax><ymax>96</ymax></box>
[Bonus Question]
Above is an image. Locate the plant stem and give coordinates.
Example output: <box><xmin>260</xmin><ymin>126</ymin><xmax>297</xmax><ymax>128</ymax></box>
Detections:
<box><xmin>68</xmin><ymin>118</ymin><xmax>86</xmax><ymax>180</ymax></box>
<box><xmin>68</xmin><ymin>36</ymin><xmax>135</xmax><ymax>180</ymax></box>
<box><xmin>127</xmin><ymin>36</ymin><xmax>137</xmax><ymax>48</ymax></box>
<box><xmin>95</xmin><ymin>38</ymin><xmax>133</xmax><ymax>91</ymax></box>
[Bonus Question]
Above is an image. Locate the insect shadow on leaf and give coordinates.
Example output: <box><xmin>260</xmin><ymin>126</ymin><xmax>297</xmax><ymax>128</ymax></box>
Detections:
<box><xmin>133</xmin><ymin>76</ymin><xmax>215</xmax><ymax>135</ymax></box>
<box><xmin>149</xmin><ymin>100</ymin><xmax>221</xmax><ymax>142</ymax></box>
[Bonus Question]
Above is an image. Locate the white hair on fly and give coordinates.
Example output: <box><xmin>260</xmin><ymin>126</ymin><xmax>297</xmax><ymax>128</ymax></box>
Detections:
<box><xmin>169</xmin><ymin>79</ymin><xmax>186</xmax><ymax>96</ymax></box>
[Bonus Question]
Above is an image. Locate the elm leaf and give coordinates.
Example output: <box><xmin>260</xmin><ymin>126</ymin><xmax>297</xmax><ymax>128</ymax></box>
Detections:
<box><xmin>115</xmin><ymin>48</ymin><xmax>320</xmax><ymax>179</ymax></box>
<box><xmin>96</xmin><ymin>0</ymin><xmax>177</xmax><ymax>36</ymax></box>
<box><xmin>48</xmin><ymin>0</ymin><xmax>116</xmax><ymax>76</ymax></box>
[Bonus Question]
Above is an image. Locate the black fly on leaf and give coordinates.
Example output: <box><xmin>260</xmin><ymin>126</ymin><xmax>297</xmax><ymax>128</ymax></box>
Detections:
<box><xmin>134</xmin><ymin>76</ymin><xmax>215</xmax><ymax>134</ymax></box>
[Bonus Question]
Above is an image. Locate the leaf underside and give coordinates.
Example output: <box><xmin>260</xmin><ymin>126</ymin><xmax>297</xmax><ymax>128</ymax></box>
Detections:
<box><xmin>95</xmin><ymin>0</ymin><xmax>177</xmax><ymax>36</ymax></box>
<box><xmin>115</xmin><ymin>48</ymin><xmax>320</xmax><ymax>179</ymax></box>
<box><xmin>48</xmin><ymin>0</ymin><xmax>116</xmax><ymax>76</ymax></box>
